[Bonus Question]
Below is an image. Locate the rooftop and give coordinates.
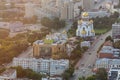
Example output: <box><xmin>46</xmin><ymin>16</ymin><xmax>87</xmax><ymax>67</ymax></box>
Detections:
<box><xmin>0</xmin><ymin>69</ymin><xmax>16</xmax><ymax>77</ymax></box>
<box><xmin>34</xmin><ymin>32</ymin><xmax>68</xmax><ymax>45</ymax></box>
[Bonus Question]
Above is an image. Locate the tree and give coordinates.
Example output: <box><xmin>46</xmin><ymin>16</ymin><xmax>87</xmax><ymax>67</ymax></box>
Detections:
<box><xmin>40</xmin><ymin>17</ymin><xmax>66</xmax><ymax>30</ymax></box>
<box><xmin>86</xmin><ymin>75</ymin><xmax>95</xmax><ymax>80</ymax></box>
<box><xmin>79</xmin><ymin>76</ymin><xmax>85</xmax><ymax>80</ymax></box>
<box><xmin>0</xmin><ymin>29</ymin><xmax>9</xmax><ymax>39</ymax></box>
<box><xmin>62</xmin><ymin>67</ymin><xmax>74</xmax><ymax>80</ymax></box>
<box><xmin>105</xmin><ymin>36</ymin><xmax>113</xmax><ymax>42</ymax></box>
<box><xmin>114</xmin><ymin>0</ymin><xmax>120</xmax><ymax>8</ymax></box>
<box><xmin>96</xmin><ymin>68</ymin><xmax>107</xmax><ymax>80</ymax></box>
<box><xmin>113</xmin><ymin>40</ymin><xmax>120</xmax><ymax>49</ymax></box>
<box><xmin>40</xmin><ymin>17</ymin><xmax>52</xmax><ymax>28</ymax></box>
<box><xmin>11</xmin><ymin>66</ymin><xmax>42</xmax><ymax>80</ymax></box>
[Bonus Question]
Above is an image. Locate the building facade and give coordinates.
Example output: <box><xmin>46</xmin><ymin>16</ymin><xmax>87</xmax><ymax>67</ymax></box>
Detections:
<box><xmin>76</xmin><ymin>12</ymin><xmax>95</xmax><ymax>37</ymax></box>
<box><xmin>13</xmin><ymin>58</ymin><xmax>69</xmax><ymax>76</ymax></box>
<box><xmin>82</xmin><ymin>0</ymin><xmax>94</xmax><ymax>11</ymax></box>
<box><xmin>33</xmin><ymin>32</ymin><xmax>68</xmax><ymax>58</ymax></box>
<box><xmin>60</xmin><ymin>0</ymin><xmax>74</xmax><ymax>20</ymax></box>
<box><xmin>112</xmin><ymin>23</ymin><xmax>120</xmax><ymax>39</ymax></box>
<box><xmin>95</xmin><ymin>58</ymin><xmax>120</xmax><ymax>69</ymax></box>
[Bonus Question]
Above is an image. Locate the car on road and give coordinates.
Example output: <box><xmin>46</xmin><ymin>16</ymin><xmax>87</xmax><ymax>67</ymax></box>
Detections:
<box><xmin>88</xmin><ymin>64</ymin><xmax>92</xmax><ymax>68</ymax></box>
<box><xmin>88</xmin><ymin>53</ymin><xmax>91</xmax><ymax>55</ymax></box>
<box><xmin>82</xmin><ymin>69</ymin><xmax>86</xmax><ymax>73</ymax></box>
<box><xmin>81</xmin><ymin>63</ymin><xmax>84</xmax><ymax>66</ymax></box>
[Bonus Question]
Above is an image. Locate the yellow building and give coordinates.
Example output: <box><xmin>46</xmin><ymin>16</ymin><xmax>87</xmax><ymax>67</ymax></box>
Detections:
<box><xmin>33</xmin><ymin>32</ymin><xmax>67</xmax><ymax>58</ymax></box>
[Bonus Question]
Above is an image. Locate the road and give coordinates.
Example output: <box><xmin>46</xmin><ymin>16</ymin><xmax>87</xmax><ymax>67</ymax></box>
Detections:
<box><xmin>73</xmin><ymin>30</ymin><xmax>112</xmax><ymax>80</ymax></box>
<box><xmin>17</xmin><ymin>46</ymin><xmax>33</xmax><ymax>58</ymax></box>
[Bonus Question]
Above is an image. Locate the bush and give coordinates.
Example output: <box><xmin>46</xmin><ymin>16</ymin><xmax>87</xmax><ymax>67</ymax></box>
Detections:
<box><xmin>11</xmin><ymin>66</ymin><xmax>42</xmax><ymax>80</ymax></box>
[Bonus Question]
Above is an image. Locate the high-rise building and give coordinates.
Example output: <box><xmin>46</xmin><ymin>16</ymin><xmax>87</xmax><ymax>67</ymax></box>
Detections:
<box><xmin>24</xmin><ymin>2</ymin><xmax>35</xmax><ymax>18</ymax></box>
<box><xmin>82</xmin><ymin>0</ymin><xmax>94</xmax><ymax>11</ymax></box>
<box><xmin>60</xmin><ymin>0</ymin><xmax>74</xmax><ymax>20</ymax></box>
<box><xmin>112</xmin><ymin>23</ymin><xmax>120</xmax><ymax>39</ymax></box>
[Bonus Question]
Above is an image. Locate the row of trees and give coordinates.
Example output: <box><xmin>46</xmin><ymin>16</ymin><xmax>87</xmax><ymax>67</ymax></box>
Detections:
<box><xmin>70</xmin><ymin>45</ymin><xmax>85</xmax><ymax>60</ymax></box>
<box><xmin>114</xmin><ymin>0</ymin><xmax>120</xmax><ymax>8</ymax></box>
<box><xmin>113</xmin><ymin>40</ymin><xmax>120</xmax><ymax>49</ymax></box>
<box><xmin>79</xmin><ymin>68</ymin><xmax>107</xmax><ymax>80</ymax></box>
<box><xmin>0</xmin><ymin>39</ymin><xmax>29</xmax><ymax>65</ymax></box>
<box><xmin>0</xmin><ymin>32</ymin><xmax>28</xmax><ymax>65</ymax></box>
<box><xmin>105</xmin><ymin>36</ymin><xmax>120</xmax><ymax>49</ymax></box>
<box><xmin>0</xmin><ymin>28</ymin><xmax>50</xmax><ymax>65</ymax></box>
<box><xmin>11</xmin><ymin>66</ymin><xmax>42</xmax><ymax>80</ymax></box>
<box><xmin>27</xmin><ymin>28</ymin><xmax>50</xmax><ymax>43</ymax></box>
<box><xmin>93</xmin><ymin>12</ymin><xmax>119</xmax><ymax>34</ymax></box>
<box><xmin>67</xmin><ymin>12</ymin><xmax>119</xmax><ymax>36</ymax></box>
<box><xmin>62</xmin><ymin>66</ymin><xmax>74</xmax><ymax>80</ymax></box>
<box><xmin>40</xmin><ymin>17</ymin><xmax>66</xmax><ymax>30</ymax></box>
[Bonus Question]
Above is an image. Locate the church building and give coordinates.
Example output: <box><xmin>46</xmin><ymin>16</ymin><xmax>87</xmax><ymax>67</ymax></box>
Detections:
<box><xmin>76</xmin><ymin>12</ymin><xmax>95</xmax><ymax>37</ymax></box>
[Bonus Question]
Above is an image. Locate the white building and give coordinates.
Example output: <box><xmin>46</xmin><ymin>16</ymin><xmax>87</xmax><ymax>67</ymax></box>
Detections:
<box><xmin>60</xmin><ymin>0</ymin><xmax>74</xmax><ymax>20</ymax></box>
<box><xmin>24</xmin><ymin>2</ymin><xmax>35</xmax><ymax>18</ymax></box>
<box><xmin>95</xmin><ymin>58</ymin><xmax>120</xmax><ymax>69</ymax></box>
<box><xmin>81</xmin><ymin>41</ymin><xmax>91</xmax><ymax>47</ymax></box>
<box><xmin>87</xmin><ymin>10</ymin><xmax>111</xmax><ymax>18</ymax></box>
<box><xmin>0</xmin><ymin>69</ymin><xmax>16</xmax><ymax>80</ymax></box>
<box><xmin>112</xmin><ymin>23</ymin><xmax>120</xmax><ymax>39</ymax></box>
<box><xmin>76</xmin><ymin>12</ymin><xmax>95</xmax><ymax>37</ymax></box>
<box><xmin>100</xmin><ymin>46</ymin><xmax>114</xmax><ymax>54</ymax></box>
<box><xmin>13</xmin><ymin>58</ymin><xmax>69</xmax><ymax>76</ymax></box>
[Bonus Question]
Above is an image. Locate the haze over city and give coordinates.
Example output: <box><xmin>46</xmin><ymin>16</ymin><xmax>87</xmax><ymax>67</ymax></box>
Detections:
<box><xmin>0</xmin><ymin>0</ymin><xmax>120</xmax><ymax>80</ymax></box>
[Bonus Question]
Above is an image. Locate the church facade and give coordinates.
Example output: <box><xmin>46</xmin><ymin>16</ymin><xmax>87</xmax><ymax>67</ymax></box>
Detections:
<box><xmin>76</xmin><ymin>12</ymin><xmax>95</xmax><ymax>37</ymax></box>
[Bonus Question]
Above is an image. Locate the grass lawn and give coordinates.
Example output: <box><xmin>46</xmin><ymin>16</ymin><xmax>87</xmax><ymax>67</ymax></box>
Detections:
<box><xmin>0</xmin><ymin>28</ymin><xmax>9</xmax><ymax>39</ymax></box>
<box><xmin>95</xmin><ymin>28</ymin><xmax>110</xmax><ymax>35</ymax></box>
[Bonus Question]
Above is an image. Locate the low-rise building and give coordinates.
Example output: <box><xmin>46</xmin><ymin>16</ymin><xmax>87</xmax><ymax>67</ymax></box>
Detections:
<box><xmin>87</xmin><ymin>10</ymin><xmax>110</xmax><ymax>18</ymax></box>
<box><xmin>95</xmin><ymin>58</ymin><xmax>120</xmax><ymax>69</ymax></box>
<box><xmin>0</xmin><ymin>69</ymin><xmax>16</xmax><ymax>80</ymax></box>
<box><xmin>13</xmin><ymin>58</ymin><xmax>69</xmax><ymax>76</ymax></box>
<box><xmin>108</xmin><ymin>68</ymin><xmax>120</xmax><ymax>80</ymax></box>
<box><xmin>99</xmin><ymin>46</ymin><xmax>114</xmax><ymax>59</ymax></box>
<box><xmin>33</xmin><ymin>32</ymin><xmax>68</xmax><ymax>58</ymax></box>
<box><xmin>81</xmin><ymin>41</ymin><xmax>91</xmax><ymax>48</ymax></box>
<box><xmin>99</xmin><ymin>46</ymin><xmax>120</xmax><ymax>59</ymax></box>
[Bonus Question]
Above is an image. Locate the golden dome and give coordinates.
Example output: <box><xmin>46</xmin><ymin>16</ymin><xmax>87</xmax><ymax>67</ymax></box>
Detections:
<box><xmin>62</xmin><ymin>30</ymin><xmax>66</xmax><ymax>34</ymax></box>
<box><xmin>81</xmin><ymin>30</ymin><xmax>87</xmax><ymax>34</ymax></box>
<box><xmin>82</xmin><ymin>12</ymin><xmax>89</xmax><ymax>17</ymax></box>
<box><xmin>89</xmin><ymin>20</ymin><xmax>93</xmax><ymax>23</ymax></box>
<box><xmin>78</xmin><ymin>20</ymin><xmax>83</xmax><ymax>24</ymax></box>
<box><xmin>91</xmin><ymin>29</ymin><xmax>95</xmax><ymax>33</ymax></box>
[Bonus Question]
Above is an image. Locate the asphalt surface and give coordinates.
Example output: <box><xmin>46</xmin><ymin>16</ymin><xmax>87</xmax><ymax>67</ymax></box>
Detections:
<box><xmin>73</xmin><ymin>30</ymin><xmax>112</xmax><ymax>80</ymax></box>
